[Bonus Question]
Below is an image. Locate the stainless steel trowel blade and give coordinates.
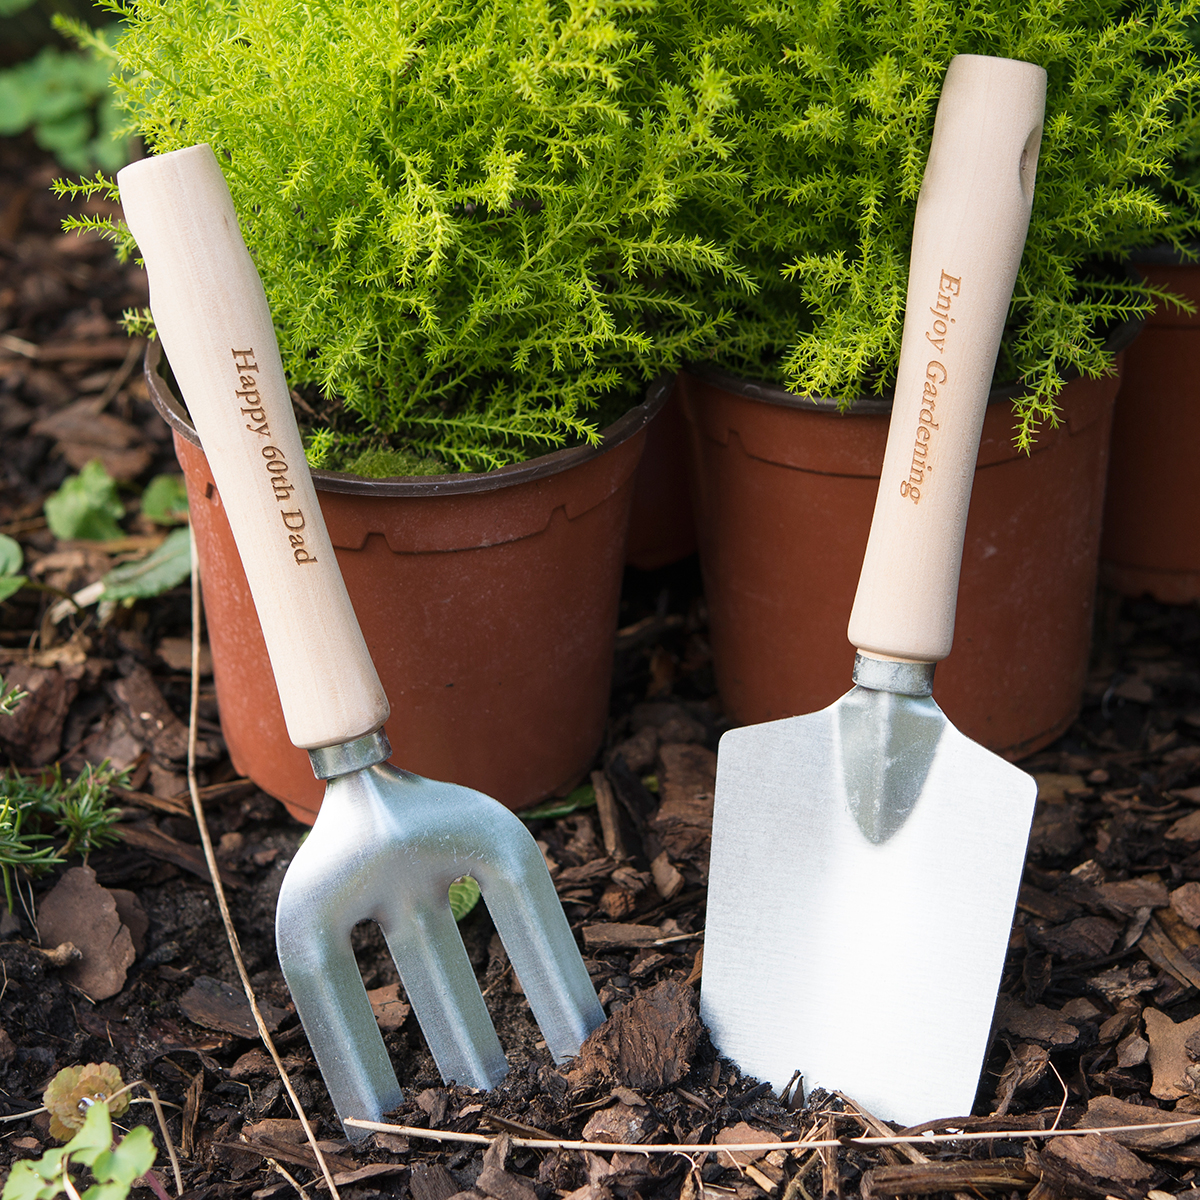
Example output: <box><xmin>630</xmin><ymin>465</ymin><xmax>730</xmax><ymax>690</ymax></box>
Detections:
<box><xmin>699</xmin><ymin>690</ymin><xmax>1036</xmax><ymax>1124</ymax></box>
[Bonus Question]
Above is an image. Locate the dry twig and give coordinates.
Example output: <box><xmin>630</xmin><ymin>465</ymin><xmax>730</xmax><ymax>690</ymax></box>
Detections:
<box><xmin>185</xmin><ymin>522</ymin><xmax>341</xmax><ymax>1200</ymax></box>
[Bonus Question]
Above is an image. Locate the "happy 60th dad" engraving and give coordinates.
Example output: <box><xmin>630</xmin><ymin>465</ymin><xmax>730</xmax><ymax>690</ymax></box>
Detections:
<box><xmin>232</xmin><ymin>348</ymin><xmax>317</xmax><ymax>565</ymax></box>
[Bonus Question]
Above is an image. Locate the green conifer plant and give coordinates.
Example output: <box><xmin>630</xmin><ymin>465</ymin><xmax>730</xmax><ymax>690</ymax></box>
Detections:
<box><xmin>674</xmin><ymin>0</ymin><xmax>1200</xmax><ymax>447</ymax></box>
<box><xmin>61</xmin><ymin>0</ymin><xmax>748</xmax><ymax>472</ymax></box>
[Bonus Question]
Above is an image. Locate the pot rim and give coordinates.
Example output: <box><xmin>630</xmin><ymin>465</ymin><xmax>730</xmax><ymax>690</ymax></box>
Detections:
<box><xmin>681</xmin><ymin>306</ymin><xmax>1145</xmax><ymax>416</ymax></box>
<box><xmin>145</xmin><ymin>339</ymin><xmax>669</xmax><ymax>497</ymax></box>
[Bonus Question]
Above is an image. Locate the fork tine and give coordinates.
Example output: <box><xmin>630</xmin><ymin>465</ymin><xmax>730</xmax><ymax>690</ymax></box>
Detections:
<box><xmin>276</xmin><ymin>898</ymin><xmax>402</xmax><ymax>1133</ymax></box>
<box><xmin>471</xmin><ymin>816</ymin><xmax>604</xmax><ymax>1062</ymax></box>
<box><xmin>380</xmin><ymin>896</ymin><xmax>508</xmax><ymax>1090</ymax></box>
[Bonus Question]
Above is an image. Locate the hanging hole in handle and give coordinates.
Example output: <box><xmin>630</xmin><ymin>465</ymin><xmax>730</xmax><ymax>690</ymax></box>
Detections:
<box><xmin>1019</xmin><ymin>124</ymin><xmax>1043</xmax><ymax>199</ymax></box>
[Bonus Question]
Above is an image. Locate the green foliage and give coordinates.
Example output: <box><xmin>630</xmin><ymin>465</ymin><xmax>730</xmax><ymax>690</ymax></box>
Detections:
<box><xmin>671</xmin><ymin>0</ymin><xmax>1200</xmax><ymax>446</ymax></box>
<box><xmin>520</xmin><ymin>782</ymin><xmax>597</xmax><ymax>820</ymax></box>
<box><xmin>44</xmin><ymin>460</ymin><xmax>124</xmax><ymax>541</ymax></box>
<box><xmin>0</xmin><ymin>796</ymin><xmax>60</xmax><ymax>915</ymax></box>
<box><xmin>342</xmin><ymin>448</ymin><xmax>448</xmax><ymax>479</ymax></box>
<box><xmin>448</xmin><ymin>875</ymin><xmax>482</xmax><ymax>920</ymax></box>
<box><xmin>84</xmin><ymin>0</ymin><xmax>747</xmax><ymax>471</ymax></box>
<box><xmin>100</xmin><ymin>527</ymin><xmax>191</xmax><ymax>600</ymax></box>
<box><xmin>3</xmin><ymin>1100</ymin><xmax>155</xmax><ymax>1200</ymax></box>
<box><xmin>0</xmin><ymin>533</ymin><xmax>27</xmax><ymax>603</ymax></box>
<box><xmin>0</xmin><ymin>24</ymin><xmax>130</xmax><ymax>173</ymax></box>
<box><xmin>0</xmin><ymin>672</ymin><xmax>27</xmax><ymax>716</ymax></box>
<box><xmin>138</xmin><ymin>474</ymin><xmax>188</xmax><ymax>525</ymax></box>
<box><xmin>0</xmin><ymin>760</ymin><xmax>128</xmax><ymax>910</ymax></box>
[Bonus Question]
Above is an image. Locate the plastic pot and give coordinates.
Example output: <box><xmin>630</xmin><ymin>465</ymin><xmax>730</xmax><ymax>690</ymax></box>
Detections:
<box><xmin>148</xmin><ymin>341</ymin><xmax>661</xmax><ymax>823</ymax></box>
<box><xmin>1101</xmin><ymin>252</ymin><xmax>1200</xmax><ymax>602</ymax></box>
<box><xmin>624</xmin><ymin>380</ymin><xmax>697</xmax><ymax>570</ymax></box>
<box><xmin>679</xmin><ymin>319</ymin><xmax>1139</xmax><ymax>760</ymax></box>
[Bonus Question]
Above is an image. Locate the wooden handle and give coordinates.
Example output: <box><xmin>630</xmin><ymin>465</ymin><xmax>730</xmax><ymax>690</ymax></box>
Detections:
<box><xmin>118</xmin><ymin>144</ymin><xmax>390</xmax><ymax>750</ymax></box>
<box><xmin>847</xmin><ymin>55</ymin><xmax>1046</xmax><ymax>665</ymax></box>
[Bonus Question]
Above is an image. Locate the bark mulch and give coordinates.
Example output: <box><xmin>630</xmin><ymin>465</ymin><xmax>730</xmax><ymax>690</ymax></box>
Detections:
<box><xmin>4</xmin><ymin>131</ymin><xmax>1200</xmax><ymax>1200</ymax></box>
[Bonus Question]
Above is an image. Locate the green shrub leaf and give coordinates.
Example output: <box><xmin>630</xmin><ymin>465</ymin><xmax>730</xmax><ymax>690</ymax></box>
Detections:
<box><xmin>44</xmin><ymin>461</ymin><xmax>124</xmax><ymax>541</ymax></box>
<box><xmin>448</xmin><ymin>876</ymin><xmax>481</xmax><ymax>921</ymax></box>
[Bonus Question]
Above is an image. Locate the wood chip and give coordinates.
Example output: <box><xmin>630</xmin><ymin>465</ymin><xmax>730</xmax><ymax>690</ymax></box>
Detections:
<box><xmin>0</xmin><ymin>661</ymin><xmax>82</xmax><ymax>765</ymax></box>
<box><xmin>1173</xmin><ymin>882</ymin><xmax>1200</xmax><ymax>928</ymax></box>
<box><xmin>650</xmin><ymin>743</ymin><xmax>716</xmax><ymax>863</ymax></box>
<box><xmin>118</xmin><ymin>821</ymin><xmax>243</xmax><ymax>888</ymax></box>
<box><xmin>367</xmin><ymin>982</ymin><xmax>410</xmax><ymax>1031</ymax></box>
<box><xmin>1138</xmin><ymin>917</ymin><xmax>1200</xmax><ymax>991</ymax></box>
<box><xmin>1167</xmin><ymin>810</ymin><xmax>1200</xmax><ymax>842</ymax></box>
<box><xmin>1033</xmin><ymin>773</ymin><xmax>1088</xmax><ymax>802</ymax></box>
<box><xmin>1144</xmin><ymin>1007</ymin><xmax>1200</xmax><ymax>1100</ymax></box>
<box><xmin>109</xmin><ymin>662</ymin><xmax>221</xmax><ymax>766</ymax></box>
<box><xmin>1017</xmin><ymin>883</ymin><xmax>1081</xmax><ymax>923</ymax></box>
<box><xmin>714</xmin><ymin>1122</ymin><xmax>780</xmax><ymax>1167</ymax></box>
<box><xmin>583</xmin><ymin>923</ymin><xmax>665</xmax><ymax>950</ymax></box>
<box><xmin>1028</xmin><ymin>915</ymin><xmax>1120</xmax><ymax>960</ymax></box>
<box><xmin>411</xmin><ymin>1163</ymin><xmax>463</xmax><ymax>1200</ymax></box>
<box><xmin>1094</xmin><ymin>878</ymin><xmax>1170</xmax><ymax>916</ymax></box>
<box><xmin>1032</xmin><ymin>1133</ymin><xmax>1155</xmax><ymax>1198</ymax></box>
<box><xmin>592</xmin><ymin>770</ymin><xmax>626</xmax><ymax>860</ymax></box>
<box><xmin>650</xmin><ymin>851</ymin><xmax>684</xmax><ymax>900</ymax></box>
<box><xmin>581</xmin><ymin>1103</ymin><xmax>659</xmax><ymax>1145</ymax></box>
<box><xmin>993</xmin><ymin>997</ymin><xmax>1080</xmax><ymax>1047</ymax></box>
<box><xmin>569</xmin><ymin>979</ymin><xmax>703</xmax><ymax>1090</ymax></box>
<box><xmin>179</xmin><ymin>975</ymin><xmax>288</xmax><ymax>1037</ymax></box>
<box><xmin>1081</xmin><ymin>1095</ymin><xmax>1200</xmax><ymax>1151</ymax></box>
<box><xmin>862</xmin><ymin>1158</ymin><xmax>1033</xmax><ymax>1198</ymax></box>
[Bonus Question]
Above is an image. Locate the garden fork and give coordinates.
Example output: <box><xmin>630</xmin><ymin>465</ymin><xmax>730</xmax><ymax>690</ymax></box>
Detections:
<box><xmin>117</xmin><ymin>143</ymin><xmax>604</xmax><ymax>1137</ymax></box>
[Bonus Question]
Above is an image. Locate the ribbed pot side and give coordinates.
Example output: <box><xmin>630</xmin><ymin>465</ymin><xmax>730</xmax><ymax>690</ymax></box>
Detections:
<box><xmin>150</xmin><ymin>343</ymin><xmax>661</xmax><ymax>823</ymax></box>
<box><xmin>1101</xmin><ymin>257</ymin><xmax>1200</xmax><ymax>603</ymax></box>
<box><xmin>679</xmin><ymin>330</ymin><xmax>1133</xmax><ymax>761</ymax></box>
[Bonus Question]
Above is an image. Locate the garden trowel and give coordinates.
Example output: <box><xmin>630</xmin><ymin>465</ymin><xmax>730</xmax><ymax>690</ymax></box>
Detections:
<box><xmin>700</xmin><ymin>55</ymin><xmax>1044</xmax><ymax>1124</ymax></box>
<box><xmin>117</xmin><ymin>144</ymin><xmax>604</xmax><ymax>1138</ymax></box>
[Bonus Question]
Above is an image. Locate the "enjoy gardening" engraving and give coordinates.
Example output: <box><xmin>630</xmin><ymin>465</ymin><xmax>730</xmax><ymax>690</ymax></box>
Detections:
<box><xmin>899</xmin><ymin>270</ymin><xmax>960</xmax><ymax>504</ymax></box>
<box><xmin>232</xmin><ymin>348</ymin><xmax>317</xmax><ymax>565</ymax></box>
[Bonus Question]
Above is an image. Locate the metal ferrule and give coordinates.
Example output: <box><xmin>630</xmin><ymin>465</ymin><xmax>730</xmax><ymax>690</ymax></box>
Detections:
<box><xmin>308</xmin><ymin>729</ymin><xmax>393</xmax><ymax>780</ymax></box>
<box><xmin>852</xmin><ymin>653</ymin><xmax>936</xmax><ymax>697</ymax></box>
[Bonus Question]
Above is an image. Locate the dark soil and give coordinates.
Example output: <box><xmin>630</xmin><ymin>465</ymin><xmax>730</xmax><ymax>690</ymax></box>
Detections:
<box><xmin>3</xmin><ymin>131</ymin><xmax>1200</xmax><ymax>1200</ymax></box>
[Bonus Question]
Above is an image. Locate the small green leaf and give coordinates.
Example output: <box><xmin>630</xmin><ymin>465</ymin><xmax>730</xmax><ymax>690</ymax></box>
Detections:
<box><xmin>139</xmin><ymin>474</ymin><xmax>188</xmax><ymax>525</ymax></box>
<box><xmin>2</xmin><ymin>1159</ymin><xmax>62</xmax><ymax>1200</ymax></box>
<box><xmin>520</xmin><ymin>784</ymin><xmax>596</xmax><ymax>821</ymax></box>
<box><xmin>0</xmin><ymin>576</ymin><xmax>27</xmax><ymax>602</ymax></box>
<box><xmin>100</xmin><ymin>528</ymin><xmax>191</xmax><ymax>600</ymax></box>
<box><xmin>0</xmin><ymin>533</ymin><xmax>23</xmax><ymax>576</ymax></box>
<box><xmin>448</xmin><ymin>875</ymin><xmax>481</xmax><ymax>921</ymax></box>
<box><xmin>44</xmin><ymin>461</ymin><xmax>124</xmax><ymax>542</ymax></box>
<box><xmin>63</xmin><ymin>1102</ymin><xmax>114</xmax><ymax>1166</ymax></box>
<box><xmin>91</xmin><ymin>1125</ymin><xmax>155</xmax><ymax>1189</ymax></box>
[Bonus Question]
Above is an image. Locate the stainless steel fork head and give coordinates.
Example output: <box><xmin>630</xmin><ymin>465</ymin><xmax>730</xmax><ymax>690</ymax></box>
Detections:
<box><xmin>275</xmin><ymin>732</ymin><xmax>604</xmax><ymax>1138</ymax></box>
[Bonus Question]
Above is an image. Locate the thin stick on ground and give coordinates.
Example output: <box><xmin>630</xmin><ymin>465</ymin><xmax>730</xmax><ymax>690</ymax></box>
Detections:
<box><xmin>184</xmin><ymin>520</ymin><xmax>341</xmax><ymax>1200</ymax></box>
<box><xmin>265</xmin><ymin>1156</ymin><xmax>314</xmax><ymax>1200</ymax></box>
<box><xmin>342</xmin><ymin>1114</ymin><xmax>1200</xmax><ymax>1154</ymax></box>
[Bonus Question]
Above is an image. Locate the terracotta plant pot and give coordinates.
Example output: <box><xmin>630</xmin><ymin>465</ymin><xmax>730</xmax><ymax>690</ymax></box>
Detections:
<box><xmin>624</xmin><ymin>381</ymin><xmax>697</xmax><ymax>570</ymax></box>
<box><xmin>679</xmin><ymin>320</ymin><xmax>1138</xmax><ymax>760</ymax></box>
<box><xmin>148</xmin><ymin>342</ymin><xmax>662</xmax><ymax>823</ymax></box>
<box><xmin>1100</xmin><ymin>252</ymin><xmax>1200</xmax><ymax>602</ymax></box>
